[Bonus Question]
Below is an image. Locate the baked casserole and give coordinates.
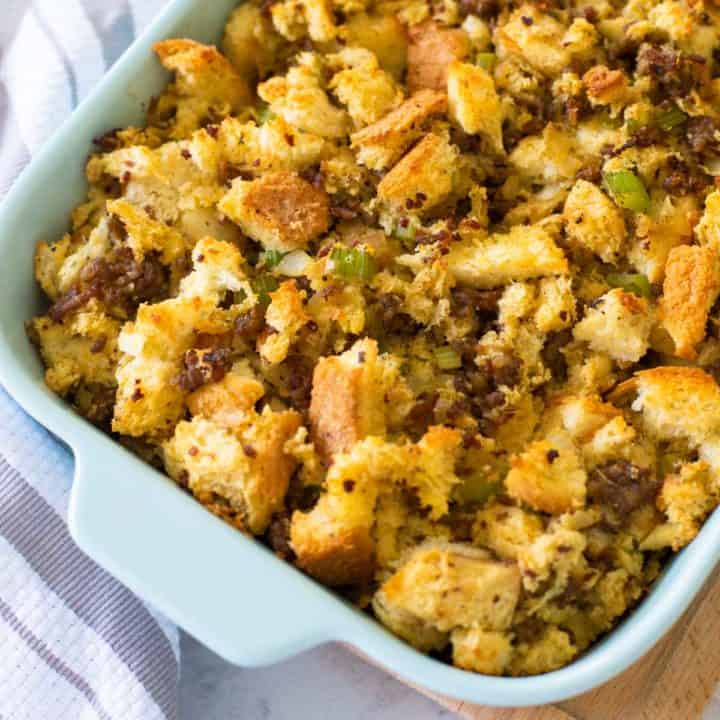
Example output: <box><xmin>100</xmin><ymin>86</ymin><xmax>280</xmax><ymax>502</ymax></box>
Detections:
<box><xmin>29</xmin><ymin>0</ymin><xmax>720</xmax><ymax>676</ymax></box>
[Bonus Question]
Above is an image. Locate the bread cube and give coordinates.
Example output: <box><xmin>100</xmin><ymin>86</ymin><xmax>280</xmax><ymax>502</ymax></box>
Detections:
<box><xmin>659</xmin><ymin>245</ymin><xmax>720</xmax><ymax>360</ymax></box>
<box><xmin>406</xmin><ymin>21</ymin><xmax>470</xmax><ymax>93</ymax></box>
<box><xmin>573</xmin><ymin>289</ymin><xmax>652</xmax><ymax>363</ymax></box>
<box><xmin>351</xmin><ymin>89</ymin><xmax>448</xmax><ymax>170</ymax></box>
<box><xmin>376</xmin><ymin>133</ymin><xmax>459</xmax><ymax>215</ymax></box>
<box><xmin>219</xmin><ymin>171</ymin><xmax>330</xmax><ymax>251</ymax></box>
<box><xmin>564</xmin><ymin>180</ymin><xmax>626</xmax><ymax>263</ymax></box>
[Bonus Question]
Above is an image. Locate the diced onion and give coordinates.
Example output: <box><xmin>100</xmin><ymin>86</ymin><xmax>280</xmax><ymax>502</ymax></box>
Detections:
<box><xmin>276</xmin><ymin>250</ymin><xmax>312</xmax><ymax>277</ymax></box>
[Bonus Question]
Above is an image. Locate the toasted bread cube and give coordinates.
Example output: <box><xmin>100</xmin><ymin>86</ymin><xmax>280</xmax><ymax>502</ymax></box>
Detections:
<box><xmin>659</xmin><ymin>245</ymin><xmax>720</xmax><ymax>360</ymax></box>
<box><xmin>112</xmin><ymin>296</ymin><xmax>217</xmax><ymax>437</ymax></box>
<box><xmin>30</xmin><ymin>309</ymin><xmax>120</xmax><ymax>396</ymax></box>
<box><xmin>557</xmin><ymin>395</ymin><xmax>623</xmax><ymax>444</ymax></box>
<box><xmin>106</xmin><ymin>199</ymin><xmax>186</xmax><ymax>264</ymax></box>
<box><xmin>451</xmin><ymin>628</ymin><xmax>514</xmax><ymax>676</ymax></box>
<box><xmin>447</xmin><ymin>224</ymin><xmax>568</xmax><ymax>289</ymax></box>
<box><xmin>506</xmin><ymin>438</ymin><xmax>587</xmax><ymax>514</ymax></box>
<box><xmin>270</xmin><ymin>0</ymin><xmax>336</xmax><ymax>43</ymax></box>
<box><xmin>495</xmin><ymin>6</ymin><xmax>569</xmax><ymax>77</ymax></box>
<box><xmin>344</xmin><ymin>13</ymin><xmax>408</xmax><ymax>80</ymax></box>
<box><xmin>291</xmin><ymin>427</ymin><xmax>462</xmax><ymax>585</ymax></box>
<box><xmin>509</xmin><ymin>122</ymin><xmax>585</xmax><ymax>184</ymax></box>
<box><xmin>259</xmin><ymin>280</ymin><xmax>310</xmax><ymax>364</ymax></box>
<box><xmin>628</xmin><ymin>195</ymin><xmax>697</xmax><ymax>283</ymax></box>
<box><xmin>407</xmin><ymin>21</ymin><xmax>470</xmax><ymax>93</ymax></box>
<box><xmin>309</xmin><ymin>338</ymin><xmax>389</xmax><ymax>458</ymax></box>
<box><xmin>187</xmin><ymin>363</ymin><xmax>265</xmax><ymax>427</ymax></box>
<box><xmin>290</xmin><ymin>435</ymin><xmax>392</xmax><ymax>585</ymax></box>
<box><xmin>511</xmin><ymin>628</ymin><xmax>577</xmax><ymax>676</ymax></box>
<box><xmin>626</xmin><ymin>367</ymin><xmax>720</xmax><ymax>446</ymax></box>
<box><xmin>641</xmin><ymin>461</ymin><xmax>718</xmax><ymax>551</ymax></box>
<box><xmin>219</xmin><ymin>172</ymin><xmax>330</xmax><ymax>251</ymax></box>
<box><xmin>374</xmin><ymin>544</ymin><xmax>521</xmax><ymax>638</ymax></box>
<box><xmin>154</xmin><ymin>39</ymin><xmax>250</xmax><ymax>107</ymax></box>
<box><xmin>583</xmin><ymin>65</ymin><xmax>630</xmax><ymax>106</ymax></box>
<box><xmin>163</xmin><ymin>408</ymin><xmax>301</xmax><ymax>534</ymax></box>
<box><xmin>473</xmin><ymin>503</ymin><xmax>544</xmax><ymax>561</ymax></box>
<box><xmin>447</xmin><ymin>61</ymin><xmax>503</xmax><ymax>154</ymax></box>
<box><xmin>518</xmin><ymin>525</ymin><xmax>587</xmax><ymax>593</ymax></box>
<box><xmin>376</xmin><ymin>133</ymin><xmax>458</xmax><ymax>214</ymax></box>
<box><xmin>534</xmin><ymin>276</ymin><xmax>576</xmax><ymax>333</ymax></box>
<box><xmin>564</xmin><ymin>180</ymin><xmax>626</xmax><ymax>263</ymax></box>
<box><xmin>221</xmin><ymin>3</ymin><xmax>281</xmax><ymax>81</ymax></box>
<box><xmin>573</xmin><ymin>289</ymin><xmax>652</xmax><ymax>363</ymax></box>
<box><xmin>258</xmin><ymin>60</ymin><xmax>348</xmax><ymax>138</ymax></box>
<box><xmin>211</xmin><ymin>115</ymin><xmax>326</xmax><ymax>176</ymax></box>
<box><xmin>696</xmin><ymin>189</ymin><xmax>720</xmax><ymax>251</ymax></box>
<box><xmin>350</xmin><ymin>89</ymin><xmax>448</xmax><ymax>170</ymax></box>
<box><xmin>153</xmin><ymin>39</ymin><xmax>251</xmax><ymax>135</ymax></box>
<box><xmin>113</xmin><ymin>239</ymin><xmax>250</xmax><ymax>438</ymax></box>
<box><xmin>328</xmin><ymin>47</ymin><xmax>403</xmax><ymax>128</ymax></box>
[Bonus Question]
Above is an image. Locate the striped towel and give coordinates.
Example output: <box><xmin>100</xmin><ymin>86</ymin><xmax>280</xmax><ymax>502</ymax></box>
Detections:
<box><xmin>0</xmin><ymin>2</ymin><xmax>181</xmax><ymax>719</ymax></box>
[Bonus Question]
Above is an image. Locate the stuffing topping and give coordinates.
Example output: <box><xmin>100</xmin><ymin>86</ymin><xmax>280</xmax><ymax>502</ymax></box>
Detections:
<box><xmin>30</xmin><ymin>0</ymin><xmax>720</xmax><ymax>678</ymax></box>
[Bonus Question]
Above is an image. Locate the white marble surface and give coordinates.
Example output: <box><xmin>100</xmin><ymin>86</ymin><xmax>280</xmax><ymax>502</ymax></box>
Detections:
<box><xmin>179</xmin><ymin>631</ymin><xmax>458</xmax><ymax>720</ymax></box>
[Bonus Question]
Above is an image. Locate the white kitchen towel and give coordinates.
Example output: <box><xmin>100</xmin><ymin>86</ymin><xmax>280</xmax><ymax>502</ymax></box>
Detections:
<box><xmin>0</xmin><ymin>2</ymin><xmax>181</xmax><ymax>719</ymax></box>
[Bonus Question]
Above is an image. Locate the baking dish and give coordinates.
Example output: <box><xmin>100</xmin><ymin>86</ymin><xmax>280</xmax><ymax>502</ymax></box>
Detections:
<box><xmin>1</xmin><ymin>0</ymin><xmax>719</xmax><ymax>706</ymax></box>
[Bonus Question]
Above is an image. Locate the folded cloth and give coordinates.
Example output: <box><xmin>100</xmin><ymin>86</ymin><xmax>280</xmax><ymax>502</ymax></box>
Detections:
<box><xmin>0</xmin><ymin>2</ymin><xmax>180</xmax><ymax>719</ymax></box>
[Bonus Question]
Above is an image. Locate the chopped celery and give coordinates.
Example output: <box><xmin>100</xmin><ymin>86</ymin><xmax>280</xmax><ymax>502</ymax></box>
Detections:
<box><xmin>656</xmin><ymin>106</ymin><xmax>687</xmax><ymax>133</ymax></box>
<box><xmin>606</xmin><ymin>272</ymin><xmax>652</xmax><ymax>299</ymax></box>
<box><xmin>434</xmin><ymin>345</ymin><xmax>463</xmax><ymax>370</ymax></box>
<box><xmin>252</xmin><ymin>275</ymin><xmax>279</xmax><ymax>305</ymax></box>
<box><xmin>603</xmin><ymin>170</ymin><xmax>651</xmax><ymax>213</ymax></box>
<box><xmin>256</xmin><ymin>104</ymin><xmax>275</xmax><ymax>124</ymax></box>
<box><xmin>261</xmin><ymin>249</ymin><xmax>287</xmax><ymax>269</ymax></box>
<box><xmin>475</xmin><ymin>52</ymin><xmax>497</xmax><ymax>71</ymax></box>
<box><xmin>330</xmin><ymin>247</ymin><xmax>377</xmax><ymax>281</ymax></box>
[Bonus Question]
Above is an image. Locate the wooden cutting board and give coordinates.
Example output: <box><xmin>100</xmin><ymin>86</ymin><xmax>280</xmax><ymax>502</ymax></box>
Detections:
<box><xmin>420</xmin><ymin>567</ymin><xmax>720</xmax><ymax>720</ymax></box>
<box><xmin>352</xmin><ymin>566</ymin><xmax>720</xmax><ymax>719</ymax></box>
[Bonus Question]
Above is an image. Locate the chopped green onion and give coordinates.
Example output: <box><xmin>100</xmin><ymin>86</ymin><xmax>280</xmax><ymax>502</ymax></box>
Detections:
<box><xmin>625</xmin><ymin>118</ymin><xmax>643</xmax><ymax>134</ymax></box>
<box><xmin>251</xmin><ymin>275</ymin><xmax>279</xmax><ymax>305</ymax></box>
<box><xmin>330</xmin><ymin>247</ymin><xmax>377</xmax><ymax>281</ymax></box>
<box><xmin>475</xmin><ymin>52</ymin><xmax>497</xmax><ymax>72</ymax></box>
<box><xmin>607</xmin><ymin>272</ymin><xmax>652</xmax><ymax>299</ymax></box>
<box><xmin>256</xmin><ymin>104</ymin><xmax>275</xmax><ymax>125</ymax></box>
<box><xmin>434</xmin><ymin>345</ymin><xmax>462</xmax><ymax>370</ymax></box>
<box><xmin>603</xmin><ymin>170</ymin><xmax>651</xmax><ymax>213</ymax></box>
<box><xmin>261</xmin><ymin>249</ymin><xmax>287</xmax><ymax>269</ymax></box>
<box><xmin>656</xmin><ymin>106</ymin><xmax>687</xmax><ymax>133</ymax></box>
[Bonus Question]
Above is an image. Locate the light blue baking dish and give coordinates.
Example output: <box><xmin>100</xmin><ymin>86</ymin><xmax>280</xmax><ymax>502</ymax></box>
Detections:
<box><xmin>0</xmin><ymin>0</ymin><xmax>718</xmax><ymax>707</ymax></box>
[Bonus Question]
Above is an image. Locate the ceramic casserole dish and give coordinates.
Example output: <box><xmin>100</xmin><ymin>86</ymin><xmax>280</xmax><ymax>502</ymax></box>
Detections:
<box><xmin>1</xmin><ymin>0</ymin><xmax>719</xmax><ymax>706</ymax></box>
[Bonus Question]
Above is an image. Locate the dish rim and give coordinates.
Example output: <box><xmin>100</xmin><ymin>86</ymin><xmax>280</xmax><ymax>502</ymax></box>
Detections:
<box><xmin>0</xmin><ymin>0</ymin><xmax>718</xmax><ymax>707</ymax></box>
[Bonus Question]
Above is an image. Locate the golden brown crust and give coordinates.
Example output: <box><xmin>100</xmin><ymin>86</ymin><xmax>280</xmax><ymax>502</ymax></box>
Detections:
<box><xmin>659</xmin><ymin>245</ymin><xmax>720</xmax><ymax>360</ymax></box>
<box><xmin>219</xmin><ymin>171</ymin><xmax>330</xmax><ymax>251</ymax></box>
<box><xmin>309</xmin><ymin>338</ymin><xmax>386</xmax><ymax>458</ymax></box>
<box><xmin>406</xmin><ymin>21</ymin><xmax>470</xmax><ymax>93</ymax></box>
<box><xmin>582</xmin><ymin>65</ymin><xmax>629</xmax><ymax>105</ymax></box>
<box><xmin>376</xmin><ymin>133</ymin><xmax>458</xmax><ymax>214</ymax></box>
<box><xmin>350</xmin><ymin>89</ymin><xmax>448</xmax><ymax>170</ymax></box>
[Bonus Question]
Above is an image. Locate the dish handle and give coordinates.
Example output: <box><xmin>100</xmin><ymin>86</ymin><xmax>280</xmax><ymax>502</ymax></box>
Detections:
<box><xmin>68</xmin><ymin>441</ymin><xmax>338</xmax><ymax>666</ymax></box>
